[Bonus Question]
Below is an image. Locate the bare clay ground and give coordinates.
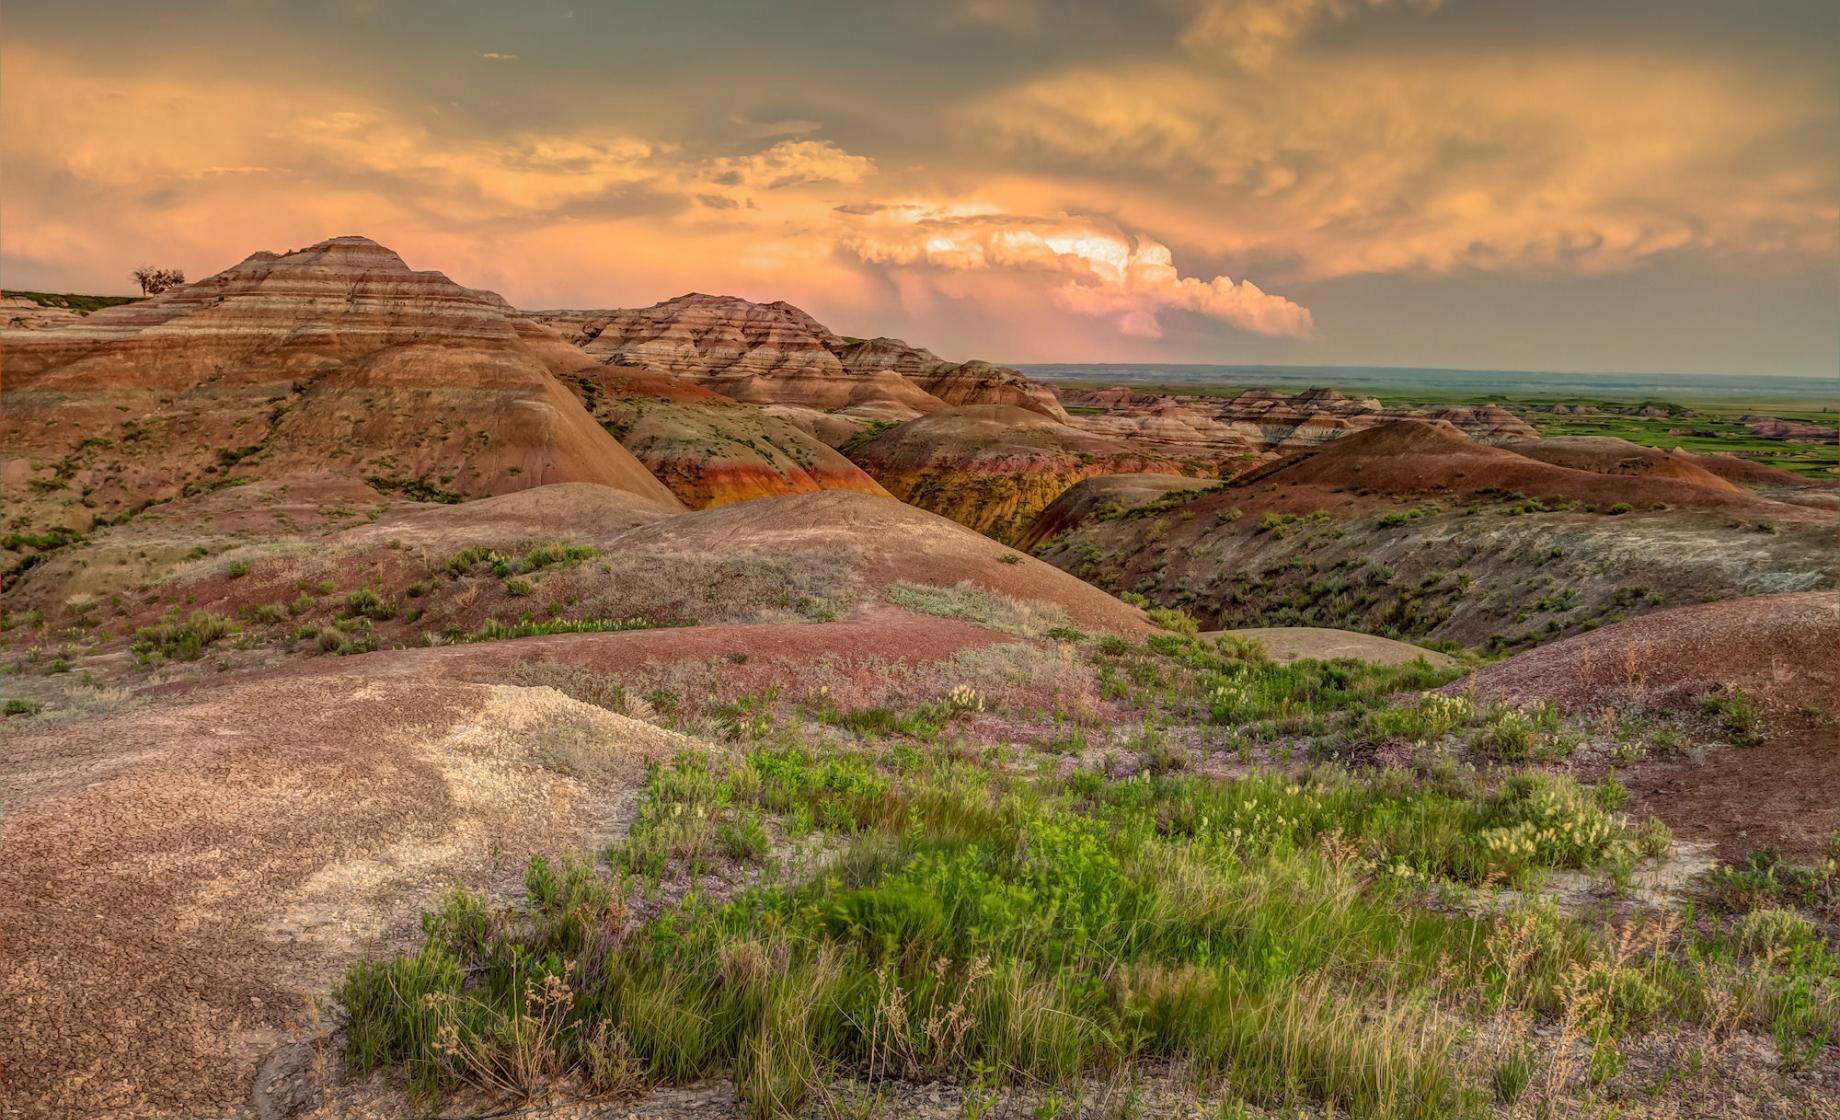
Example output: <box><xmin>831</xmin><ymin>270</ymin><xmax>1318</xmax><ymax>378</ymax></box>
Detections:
<box><xmin>1462</xmin><ymin>592</ymin><xmax>1840</xmax><ymax>860</ymax></box>
<box><xmin>1202</xmin><ymin>625</ymin><xmax>1458</xmax><ymax>668</ymax></box>
<box><xmin>0</xmin><ymin>672</ymin><xmax>692</xmax><ymax>1118</ymax></box>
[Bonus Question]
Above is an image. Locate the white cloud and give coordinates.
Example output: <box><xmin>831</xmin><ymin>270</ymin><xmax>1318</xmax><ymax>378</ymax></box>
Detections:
<box><xmin>841</xmin><ymin>205</ymin><xmax>1312</xmax><ymax>338</ymax></box>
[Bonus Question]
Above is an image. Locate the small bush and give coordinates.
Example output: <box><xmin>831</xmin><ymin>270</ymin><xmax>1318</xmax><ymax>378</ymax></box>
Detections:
<box><xmin>344</xmin><ymin>588</ymin><xmax>395</xmax><ymax>621</ymax></box>
<box><xmin>1704</xmin><ymin>686</ymin><xmax>1762</xmax><ymax>745</ymax></box>
<box><xmin>133</xmin><ymin>611</ymin><xmax>238</xmax><ymax>662</ymax></box>
<box><xmin>1146</xmin><ymin>607</ymin><xmax>1198</xmax><ymax>634</ymax></box>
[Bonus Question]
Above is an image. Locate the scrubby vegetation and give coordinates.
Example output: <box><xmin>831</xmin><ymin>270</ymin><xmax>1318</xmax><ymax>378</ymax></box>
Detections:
<box><xmin>337</xmin><ymin>632</ymin><xmax>1838</xmax><ymax>1116</ymax></box>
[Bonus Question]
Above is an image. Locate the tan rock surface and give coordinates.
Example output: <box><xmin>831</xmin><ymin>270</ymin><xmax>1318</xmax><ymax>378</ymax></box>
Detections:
<box><xmin>1</xmin><ymin>236</ymin><xmax>684</xmax><ymax>539</ymax></box>
<box><xmin>533</xmin><ymin>294</ymin><xmax>1065</xmax><ymax>422</ymax></box>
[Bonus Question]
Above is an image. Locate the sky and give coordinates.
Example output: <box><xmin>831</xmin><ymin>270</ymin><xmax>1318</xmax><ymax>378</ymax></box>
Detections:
<box><xmin>2</xmin><ymin>0</ymin><xmax>1835</xmax><ymax>377</ymax></box>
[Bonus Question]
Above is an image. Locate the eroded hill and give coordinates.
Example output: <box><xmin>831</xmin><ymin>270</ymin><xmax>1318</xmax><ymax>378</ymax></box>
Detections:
<box><xmin>1032</xmin><ymin>420</ymin><xmax>1837</xmax><ymax>650</ymax></box>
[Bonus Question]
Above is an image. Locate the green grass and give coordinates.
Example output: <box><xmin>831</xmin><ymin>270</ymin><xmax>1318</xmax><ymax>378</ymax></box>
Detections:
<box><xmin>2</xmin><ymin>289</ymin><xmax>138</xmax><ymax>314</ymax></box>
<box><xmin>335</xmin><ymin>633</ymin><xmax>1838</xmax><ymax>1116</ymax></box>
<box><xmin>1525</xmin><ymin>411</ymin><xmax>1835</xmax><ymax>480</ymax></box>
<box><xmin>459</xmin><ymin>617</ymin><xmax>677</xmax><ymax>643</ymax></box>
<box><xmin>340</xmin><ymin>740</ymin><xmax>1826</xmax><ymax>1115</ymax></box>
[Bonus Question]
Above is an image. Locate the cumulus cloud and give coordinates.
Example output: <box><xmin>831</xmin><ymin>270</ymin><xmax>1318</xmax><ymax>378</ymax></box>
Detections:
<box><xmin>702</xmin><ymin>140</ymin><xmax>875</xmax><ymax>191</ymax></box>
<box><xmin>969</xmin><ymin>53</ymin><xmax>1839</xmax><ymax>281</ymax></box>
<box><xmin>840</xmin><ymin>206</ymin><xmax>1312</xmax><ymax>337</ymax></box>
<box><xmin>1176</xmin><ymin>0</ymin><xmax>1440</xmax><ymax>70</ymax></box>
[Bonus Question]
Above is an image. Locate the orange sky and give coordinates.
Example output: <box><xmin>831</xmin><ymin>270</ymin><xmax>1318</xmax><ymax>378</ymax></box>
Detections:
<box><xmin>3</xmin><ymin>1</ymin><xmax>1835</xmax><ymax>375</ymax></box>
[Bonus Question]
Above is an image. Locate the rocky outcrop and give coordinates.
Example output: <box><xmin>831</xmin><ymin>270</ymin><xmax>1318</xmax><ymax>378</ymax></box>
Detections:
<box><xmin>1059</xmin><ymin>385</ymin><xmax>1538</xmax><ymax>454</ymax></box>
<box><xmin>531</xmin><ymin>294</ymin><xmax>1066</xmax><ymax>424</ymax></box>
<box><xmin>556</xmin><ymin>362</ymin><xmax>889</xmax><ymax>509</ymax></box>
<box><xmin>848</xmin><ymin>404</ymin><xmax>1206</xmax><ymax>545</ymax></box>
<box><xmin>1745</xmin><ymin>417</ymin><xmax>1837</xmax><ymax>444</ymax></box>
<box><xmin>1066</xmin><ymin>397</ymin><xmax>1266</xmax><ymax>460</ymax></box>
<box><xmin>1</xmin><ymin>236</ymin><xmax>684</xmax><ymax>533</ymax></box>
<box><xmin>1</xmin><ymin>296</ymin><xmax>86</xmax><ymax>330</ymax></box>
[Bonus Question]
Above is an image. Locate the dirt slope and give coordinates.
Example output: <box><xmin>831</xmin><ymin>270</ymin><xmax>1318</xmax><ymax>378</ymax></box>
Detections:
<box><xmin>0</xmin><ymin>672</ymin><xmax>692</xmax><ymax>1117</ymax></box>
<box><xmin>1460</xmin><ymin>593</ymin><xmax>1840</xmax><ymax>859</ymax></box>
<box><xmin>1036</xmin><ymin>421</ymin><xmax>1833</xmax><ymax>650</ymax></box>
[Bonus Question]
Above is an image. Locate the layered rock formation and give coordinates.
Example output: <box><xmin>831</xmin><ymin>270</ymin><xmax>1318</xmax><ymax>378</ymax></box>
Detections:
<box><xmin>1</xmin><ymin>236</ymin><xmax>684</xmax><ymax>537</ymax></box>
<box><xmin>557</xmin><ymin>362</ymin><xmax>889</xmax><ymax>508</ymax></box>
<box><xmin>531</xmin><ymin>294</ymin><xmax>1067</xmax><ymax>429</ymax></box>
<box><xmin>848</xmin><ymin>404</ymin><xmax>1207</xmax><ymax>545</ymax></box>
<box><xmin>1060</xmin><ymin>385</ymin><xmax>1536</xmax><ymax>455</ymax></box>
<box><xmin>1</xmin><ymin>296</ymin><xmax>86</xmax><ymax>330</ymax></box>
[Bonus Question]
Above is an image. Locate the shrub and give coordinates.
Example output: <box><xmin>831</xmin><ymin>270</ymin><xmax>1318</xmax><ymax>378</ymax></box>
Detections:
<box><xmin>1607</xmin><ymin>502</ymin><xmax>1632</xmax><ymax>515</ymax></box>
<box><xmin>1146</xmin><ymin>607</ymin><xmax>1198</xmax><ymax>634</ymax></box>
<box><xmin>133</xmin><ymin>611</ymin><xmax>238</xmax><ymax>662</ymax></box>
<box><xmin>1704</xmin><ymin>686</ymin><xmax>1762</xmax><ymax>745</ymax></box>
<box><xmin>343</xmin><ymin>588</ymin><xmax>395</xmax><ymax>621</ymax></box>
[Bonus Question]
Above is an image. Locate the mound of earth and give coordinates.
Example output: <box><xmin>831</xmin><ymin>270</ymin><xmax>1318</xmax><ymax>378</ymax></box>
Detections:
<box><xmin>1204</xmin><ymin>626</ymin><xmax>1457</xmax><ymax>668</ymax></box>
<box><xmin>532</xmin><ymin>293</ymin><xmax>1065</xmax><ymax>425</ymax></box>
<box><xmin>0</xmin><ymin>235</ymin><xmax>683</xmax><ymax>544</ymax></box>
<box><xmin>1460</xmin><ymin>592</ymin><xmax>1838</xmax><ymax>719</ymax></box>
<box><xmin>1459</xmin><ymin>593</ymin><xmax>1840</xmax><ymax>859</ymax></box>
<box><xmin>599</xmin><ymin>489</ymin><xmax>1150</xmax><ymax>633</ymax></box>
<box><xmin>1500</xmin><ymin>437</ymin><xmax>1743</xmax><ymax>492</ymax></box>
<box><xmin>1259</xmin><ymin>420</ymin><xmax>1786</xmax><ymax>514</ymax></box>
<box><xmin>0</xmin><ymin>670</ymin><xmax>691</xmax><ymax>1117</ymax></box>
<box><xmin>1035</xmin><ymin>421</ymin><xmax>1834</xmax><ymax>650</ymax></box>
<box><xmin>849</xmin><ymin>405</ymin><xmax>1208</xmax><ymax>545</ymax></box>
<box><xmin>1017</xmin><ymin>473</ymin><xmax>1224</xmax><ymax>551</ymax></box>
<box><xmin>1500</xmin><ymin>436</ymin><xmax>1825</xmax><ymax>503</ymax></box>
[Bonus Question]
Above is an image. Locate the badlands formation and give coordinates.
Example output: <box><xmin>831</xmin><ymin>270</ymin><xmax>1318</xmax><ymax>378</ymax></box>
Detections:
<box><xmin>2</xmin><ymin>236</ymin><xmax>1837</xmax><ymax>1120</ymax></box>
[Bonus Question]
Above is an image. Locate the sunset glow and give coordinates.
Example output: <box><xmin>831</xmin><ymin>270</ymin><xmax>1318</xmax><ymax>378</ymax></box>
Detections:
<box><xmin>3</xmin><ymin>0</ymin><xmax>1834</xmax><ymax>373</ymax></box>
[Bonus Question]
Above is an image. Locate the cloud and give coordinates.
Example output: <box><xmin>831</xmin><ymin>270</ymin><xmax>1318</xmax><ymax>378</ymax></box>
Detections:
<box><xmin>478</xmin><ymin>51</ymin><xmax>519</xmax><ymax>61</ymax></box>
<box><xmin>840</xmin><ymin>205</ymin><xmax>1312</xmax><ymax>337</ymax></box>
<box><xmin>701</xmin><ymin>140</ymin><xmax>875</xmax><ymax>191</ymax></box>
<box><xmin>960</xmin><ymin>0</ymin><xmax>1040</xmax><ymax>33</ymax></box>
<box><xmin>724</xmin><ymin>114</ymin><xmax>825</xmax><ymax>140</ymax></box>
<box><xmin>1176</xmin><ymin>0</ymin><xmax>1440</xmax><ymax>70</ymax></box>
<box><xmin>967</xmin><ymin>51</ymin><xmax>1839</xmax><ymax>281</ymax></box>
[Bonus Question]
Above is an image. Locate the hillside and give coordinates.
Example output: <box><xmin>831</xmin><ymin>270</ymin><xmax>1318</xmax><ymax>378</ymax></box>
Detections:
<box><xmin>2</xmin><ymin>242</ymin><xmax>1835</xmax><ymax>1120</ymax></box>
<box><xmin>1033</xmin><ymin>421</ymin><xmax>1837</xmax><ymax>649</ymax></box>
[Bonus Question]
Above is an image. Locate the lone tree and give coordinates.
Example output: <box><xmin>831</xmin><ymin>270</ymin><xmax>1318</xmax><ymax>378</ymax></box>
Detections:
<box><xmin>131</xmin><ymin>266</ymin><xmax>186</xmax><ymax>296</ymax></box>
